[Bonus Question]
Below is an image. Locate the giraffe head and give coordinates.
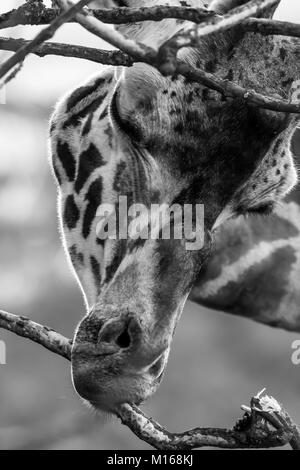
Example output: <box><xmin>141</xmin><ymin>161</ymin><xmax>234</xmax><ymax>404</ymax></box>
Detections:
<box><xmin>70</xmin><ymin>0</ymin><xmax>300</xmax><ymax>410</ymax></box>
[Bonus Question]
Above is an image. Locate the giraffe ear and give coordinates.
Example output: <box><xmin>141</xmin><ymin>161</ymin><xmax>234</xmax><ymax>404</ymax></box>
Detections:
<box><xmin>114</xmin><ymin>64</ymin><xmax>162</xmax><ymax>121</ymax></box>
<box><xmin>210</xmin><ymin>0</ymin><xmax>280</xmax><ymax>18</ymax></box>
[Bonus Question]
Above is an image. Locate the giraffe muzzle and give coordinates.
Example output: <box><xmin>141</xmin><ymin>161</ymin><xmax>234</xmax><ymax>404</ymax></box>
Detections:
<box><xmin>71</xmin><ymin>312</ymin><xmax>170</xmax><ymax>410</ymax></box>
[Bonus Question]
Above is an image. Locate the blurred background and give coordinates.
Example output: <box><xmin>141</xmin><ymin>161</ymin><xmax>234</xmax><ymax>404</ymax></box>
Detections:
<box><xmin>0</xmin><ymin>0</ymin><xmax>300</xmax><ymax>450</ymax></box>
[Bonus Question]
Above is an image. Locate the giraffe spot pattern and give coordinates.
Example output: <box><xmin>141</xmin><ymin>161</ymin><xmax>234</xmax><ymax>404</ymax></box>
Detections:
<box><xmin>81</xmin><ymin>113</ymin><xmax>94</xmax><ymax>137</ymax></box>
<box><xmin>104</xmin><ymin>245</ymin><xmax>125</xmax><ymax>285</ymax></box>
<box><xmin>90</xmin><ymin>256</ymin><xmax>102</xmax><ymax>294</ymax></box>
<box><xmin>99</xmin><ymin>107</ymin><xmax>108</xmax><ymax>121</ymax></box>
<box><xmin>82</xmin><ymin>177</ymin><xmax>103</xmax><ymax>239</ymax></box>
<box><xmin>75</xmin><ymin>143</ymin><xmax>106</xmax><ymax>194</ymax></box>
<box><xmin>56</xmin><ymin>140</ymin><xmax>76</xmax><ymax>182</ymax></box>
<box><xmin>66</xmin><ymin>77</ymin><xmax>106</xmax><ymax>112</ymax></box>
<box><xmin>69</xmin><ymin>244</ymin><xmax>84</xmax><ymax>266</ymax></box>
<box><xmin>113</xmin><ymin>161</ymin><xmax>128</xmax><ymax>193</ymax></box>
<box><xmin>63</xmin><ymin>93</ymin><xmax>108</xmax><ymax>129</ymax></box>
<box><xmin>64</xmin><ymin>195</ymin><xmax>80</xmax><ymax>230</ymax></box>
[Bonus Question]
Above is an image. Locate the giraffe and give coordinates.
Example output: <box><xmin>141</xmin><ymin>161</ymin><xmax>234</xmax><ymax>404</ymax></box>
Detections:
<box><xmin>191</xmin><ymin>169</ymin><xmax>300</xmax><ymax>332</ymax></box>
<box><xmin>49</xmin><ymin>0</ymin><xmax>300</xmax><ymax>410</ymax></box>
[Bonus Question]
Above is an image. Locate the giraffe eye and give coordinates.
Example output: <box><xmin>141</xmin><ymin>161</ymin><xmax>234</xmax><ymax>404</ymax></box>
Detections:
<box><xmin>247</xmin><ymin>202</ymin><xmax>275</xmax><ymax>215</ymax></box>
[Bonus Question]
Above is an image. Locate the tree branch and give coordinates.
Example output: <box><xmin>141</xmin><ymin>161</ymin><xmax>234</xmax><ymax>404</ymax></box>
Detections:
<box><xmin>61</xmin><ymin>0</ymin><xmax>156</xmax><ymax>63</ymax></box>
<box><xmin>173</xmin><ymin>61</ymin><xmax>300</xmax><ymax>113</ymax></box>
<box><xmin>0</xmin><ymin>36</ymin><xmax>133</xmax><ymax>66</ymax></box>
<box><xmin>0</xmin><ymin>310</ymin><xmax>72</xmax><ymax>360</ymax></box>
<box><xmin>2</xmin><ymin>2</ymin><xmax>300</xmax><ymax>39</ymax></box>
<box><xmin>0</xmin><ymin>2</ymin><xmax>215</xmax><ymax>30</ymax></box>
<box><xmin>173</xmin><ymin>0</ymin><xmax>278</xmax><ymax>39</ymax></box>
<box><xmin>0</xmin><ymin>0</ymin><xmax>95</xmax><ymax>82</ymax></box>
<box><xmin>0</xmin><ymin>309</ymin><xmax>299</xmax><ymax>450</ymax></box>
<box><xmin>244</xmin><ymin>17</ymin><xmax>300</xmax><ymax>38</ymax></box>
<box><xmin>1</xmin><ymin>1</ymin><xmax>300</xmax><ymax>114</ymax></box>
<box><xmin>53</xmin><ymin>0</ymin><xmax>300</xmax><ymax>114</ymax></box>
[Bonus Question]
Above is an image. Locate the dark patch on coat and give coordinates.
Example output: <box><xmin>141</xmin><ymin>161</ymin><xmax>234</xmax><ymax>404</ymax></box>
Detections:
<box><xmin>69</xmin><ymin>244</ymin><xmax>84</xmax><ymax>266</ymax></box>
<box><xmin>82</xmin><ymin>113</ymin><xmax>94</xmax><ymax>137</ymax></box>
<box><xmin>99</xmin><ymin>107</ymin><xmax>108</xmax><ymax>121</ymax></box>
<box><xmin>224</xmin><ymin>245</ymin><xmax>296</xmax><ymax>320</ymax></box>
<box><xmin>75</xmin><ymin>143</ymin><xmax>106</xmax><ymax>194</ymax></box>
<box><xmin>205</xmin><ymin>60</ymin><xmax>217</xmax><ymax>73</ymax></box>
<box><xmin>273</xmin><ymin>138</ymin><xmax>283</xmax><ymax>154</ymax></box>
<box><xmin>56</xmin><ymin>140</ymin><xmax>76</xmax><ymax>182</ymax></box>
<box><xmin>63</xmin><ymin>93</ymin><xmax>108</xmax><ymax>129</ymax></box>
<box><xmin>113</xmin><ymin>161</ymin><xmax>128</xmax><ymax>193</ymax></box>
<box><xmin>66</xmin><ymin>77</ymin><xmax>106</xmax><ymax>112</ymax></box>
<box><xmin>279</xmin><ymin>47</ymin><xmax>287</xmax><ymax>62</ymax></box>
<box><xmin>90</xmin><ymin>256</ymin><xmax>102</xmax><ymax>294</ymax></box>
<box><xmin>127</xmin><ymin>237</ymin><xmax>147</xmax><ymax>254</ymax></box>
<box><xmin>64</xmin><ymin>195</ymin><xmax>80</xmax><ymax>230</ymax></box>
<box><xmin>196</xmin><ymin>211</ymin><xmax>299</xmax><ymax>286</ymax></box>
<box><xmin>104</xmin><ymin>242</ymin><xmax>126</xmax><ymax>285</ymax></box>
<box><xmin>82</xmin><ymin>177</ymin><xmax>103</xmax><ymax>239</ymax></box>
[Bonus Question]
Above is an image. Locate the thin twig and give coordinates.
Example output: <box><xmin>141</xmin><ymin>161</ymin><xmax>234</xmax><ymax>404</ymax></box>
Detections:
<box><xmin>174</xmin><ymin>61</ymin><xmax>300</xmax><ymax>114</ymax></box>
<box><xmin>1</xmin><ymin>1</ymin><xmax>300</xmax><ymax>113</ymax></box>
<box><xmin>0</xmin><ymin>37</ymin><xmax>133</xmax><ymax>66</ymax></box>
<box><xmin>1</xmin><ymin>36</ymin><xmax>299</xmax><ymax>115</ymax></box>
<box><xmin>179</xmin><ymin>0</ymin><xmax>279</xmax><ymax>39</ymax></box>
<box><xmin>2</xmin><ymin>3</ymin><xmax>300</xmax><ymax>40</ymax></box>
<box><xmin>156</xmin><ymin>0</ymin><xmax>280</xmax><ymax>65</ymax></box>
<box><xmin>243</xmin><ymin>17</ymin><xmax>300</xmax><ymax>38</ymax></box>
<box><xmin>0</xmin><ymin>310</ymin><xmax>72</xmax><ymax>360</ymax></box>
<box><xmin>0</xmin><ymin>309</ymin><xmax>299</xmax><ymax>450</ymax></box>
<box><xmin>0</xmin><ymin>0</ymin><xmax>95</xmax><ymax>82</ymax></box>
<box><xmin>58</xmin><ymin>0</ymin><xmax>157</xmax><ymax>63</ymax></box>
<box><xmin>55</xmin><ymin>0</ymin><xmax>300</xmax><ymax>114</ymax></box>
<box><xmin>0</xmin><ymin>3</ymin><xmax>215</xmax><ymax>30</ymax></box>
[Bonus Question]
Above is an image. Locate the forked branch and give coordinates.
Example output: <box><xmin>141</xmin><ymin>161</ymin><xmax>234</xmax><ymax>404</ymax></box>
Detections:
<box><xmin>0</xmin><ymin>0</ymin><xmax>95</xmax><ymax>82</ymax></box>
<box><xmin>1</xmin><ymin>0</ymin><xmax>300</xmax><ymax>113</ymax></box>
<box><xmin>0</xmin><ymin>37</ymin><xmax>133</xmax><ymax>66</ymax></box>
<box><xmin>0</xmin><ymin>309</ymin><xmax>299</xmax><ymax>450</ymax></box>
<box><xmin>0</xmin><ymin>2</ymin><xmax>215</xmax><ymax>30</ymax></box>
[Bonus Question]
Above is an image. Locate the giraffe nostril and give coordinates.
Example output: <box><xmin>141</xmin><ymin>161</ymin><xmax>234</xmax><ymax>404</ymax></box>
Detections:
<box><xmin>97</xmin><ymin>317</ymin><xmax>134</xmax><ymax>351</ymax></box>
<box><xmin>116</xmin><ymin>327</ymin><xmax>131</xmax><ymax>349</ymax></box>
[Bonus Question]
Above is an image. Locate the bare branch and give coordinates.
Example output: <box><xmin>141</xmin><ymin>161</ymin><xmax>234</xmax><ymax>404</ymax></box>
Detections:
<box><xmin>0</xmin><ymin>36</ymin><xmax>133</xmax><ymax>66</ymax></box>
<box><xmin>0</xmin><ymin>309</ymin><xmax>299</xmax><ymax>450</ymax></box>
<box><xmin>175</xmin><ymin>0</ymin><xmax>279</xmax><ymax>40</ymax></box>
<box><xmin>57</xmin><ymin>0</ymin><xmax>157</xmax><ymax>63</ymax></box>
<box><xmin>117</xmin><ymin>399</ymin><xmax>294</xmax><ymax>450</ymax></box>
<box><xmin>174</xmin><ymin>61</ymin><xmax>300</xmax><ymax>114</ymax></box>
<box><xmin>157</xmin><ymin>0</ymin><xmax>280</xmax><ymax>64</ymax></box>
<box><xmin>55</xmin><ymin>0</ymin><xmax>300</xmax><ymax>114</ymax></box>
<box><xmin>0</xmin><ymin>2</ymin><xmax>215</xmax><ymax>30</ymax></box>
<box><xmin>250</xmin><ymin>391</ymin><xmax>300</xmax><ymax>450</ymax></box>
<box><xmin>0</xmin><ymin>0</ymin><xmax>95</xmax><ymax>83</ymax></box>
<box><xmin>2</xmin><ymin>2</ymin><xmax>300</xmax><ymax>42</ymax></box>
<box><xmin>0</xmin><ymin>310</ymin><xmax>72</xmax><ymax>360</ymax></box>
<box><xmin>243</xmin><ymin>17</ymin><xmax>300</xmax><ymax>38</ymax></box>
<box><xmin>1</xmin><ymin>1</ymin><xmax>300</xmax><ymax>113</ymax></box>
